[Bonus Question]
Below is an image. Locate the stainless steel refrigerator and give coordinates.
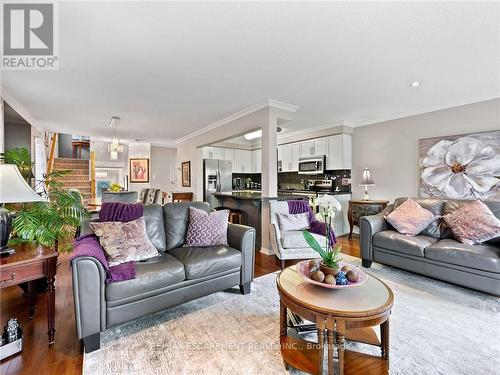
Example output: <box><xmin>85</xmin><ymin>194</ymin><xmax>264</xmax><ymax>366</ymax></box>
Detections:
<box><xmin>203</xmin><ymin>159</ymin><xmax>233</xmax><ymax>208</ymax></box>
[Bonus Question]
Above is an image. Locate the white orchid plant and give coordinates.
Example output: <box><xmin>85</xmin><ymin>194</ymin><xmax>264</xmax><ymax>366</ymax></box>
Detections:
<box><xmin>303</xmin><ymin>194</ymin><xmax>342</xmax><ymax>268</ymax></box>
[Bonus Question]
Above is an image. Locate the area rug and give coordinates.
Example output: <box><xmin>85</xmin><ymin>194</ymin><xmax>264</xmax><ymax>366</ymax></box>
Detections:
<box><xmin>84</xmin><ymin>256</ymin><xmax>500</xmax><ymax>375</ymax></box>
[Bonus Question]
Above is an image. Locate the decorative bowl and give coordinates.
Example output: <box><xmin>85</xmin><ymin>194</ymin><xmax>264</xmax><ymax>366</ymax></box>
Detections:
<box><xmin>296</xmin><ymin>260</ymin><xmax>368</xmax><ymax>289</ymax></box>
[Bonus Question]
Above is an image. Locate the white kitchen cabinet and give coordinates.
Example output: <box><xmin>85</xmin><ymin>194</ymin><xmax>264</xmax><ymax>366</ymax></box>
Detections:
<box><xmin>299</xmin><ymin>138</ymin><xmax>328</xmax><ymax>157</ymax></box>
<box><xmin>290</xmin><ymin>143</ymin><xmax>300</xmax><ymax>171</ymax></box>
<box><xmin>224</xmin><ymin>148</ymin><xmax>234</xmax><ymax>162</ymax></box>
<box><xmin>202</xmin><ymin>147</ymin><xmax>224</xmax><ymax>160</ymax></box>
<box><xmin>234</xmin><ymin>149</ymin><xmax>252</xmax><ymax>173</ymax></box>
<box><xmin>326</xmin><ymin>134</ymin><xmax>352</xmax><ymax>170</ymax></box>
<box><xmin>251</xmin><ymin>149</ymin><xmax>261</xmax><ymax>173</ymax></box>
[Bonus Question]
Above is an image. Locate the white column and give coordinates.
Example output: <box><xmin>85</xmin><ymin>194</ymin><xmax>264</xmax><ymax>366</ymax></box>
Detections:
<box><xmin>261</xmin><ymin>108</ymin><xmax>278</xmax><ymax>198</ymax></box>
<box><xmin>260</xmin><ymin>108</ymin><xmax>279</xmax><ymax>254</ymax></box>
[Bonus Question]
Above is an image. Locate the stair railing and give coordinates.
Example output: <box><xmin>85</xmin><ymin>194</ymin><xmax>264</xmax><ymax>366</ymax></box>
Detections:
<box><xmin>46</xmin><ymin>133</ymin><xmax>58</xmax><ymax>175</ymax></box>
<box><xmin>90</xmin><ymin>150</ymin><xmax>96</xmax><ymax>200</ymax></box>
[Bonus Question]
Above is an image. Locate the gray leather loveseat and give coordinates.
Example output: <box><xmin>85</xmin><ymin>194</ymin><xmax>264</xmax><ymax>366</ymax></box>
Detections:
<box><xmin>72</xmin><ymin>202</ymin><xmax>256</xmax><ymax>352</ymax></box>
<box><xmin>360</xmin><ymin>197</ymin><xmax>500</xmax><ymax>296</ymax></box>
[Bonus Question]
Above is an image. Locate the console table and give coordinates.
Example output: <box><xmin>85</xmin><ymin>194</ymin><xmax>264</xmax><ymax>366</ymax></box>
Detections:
<box><xmin>0</xmin><ymin>243</ymin><xmax>58</xmax><ymax>344</ymax></box>
<box><xmin>348</xmin><ymin>200</ymin><xmax>389</xmax><ymax>240</ymax></box>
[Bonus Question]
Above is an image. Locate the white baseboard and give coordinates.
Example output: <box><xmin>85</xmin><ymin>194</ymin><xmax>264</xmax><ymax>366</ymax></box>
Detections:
<box><xmin>259</xmin><ymin>247</ymin><xmax>274</xmax><ymax>256</ymax></box>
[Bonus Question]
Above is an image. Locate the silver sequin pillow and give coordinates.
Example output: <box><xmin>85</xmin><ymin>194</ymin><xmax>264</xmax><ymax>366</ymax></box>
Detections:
<box><xmin>277</xmin><ymin>212</ymin><xmax>310</xmax><ymax>231</ymax></box>
<box><xmin>385</xmin><ymin>199</ymin><xmax>436</xmax><ymax>236</ymax></box>
<box><xmin>443</xmin><ymin>200</ymin><xmax>500</xmax><ymax>245</ymax></box>
<box><xmin>90</xmin><ymin>217</ymin><xmax>159</xmax><ymax>266</ymax></box>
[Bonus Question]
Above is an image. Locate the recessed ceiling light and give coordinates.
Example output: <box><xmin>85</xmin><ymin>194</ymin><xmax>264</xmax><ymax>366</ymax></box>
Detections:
<box><xmin>410</xmin><ymin>81</ymin><xmax>420</xmax><ymax>87</ymax></box>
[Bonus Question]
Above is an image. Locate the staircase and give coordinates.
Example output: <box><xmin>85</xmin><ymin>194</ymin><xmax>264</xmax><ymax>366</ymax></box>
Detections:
<box><xmin>52</xmin><ymin>158</ymin><xmax>92</xmax><ymax>202</ymax></box>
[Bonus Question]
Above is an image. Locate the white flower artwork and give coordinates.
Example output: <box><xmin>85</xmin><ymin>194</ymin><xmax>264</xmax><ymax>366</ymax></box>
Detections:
<box><xmin>419</xmin><ymin>131</ymin><xmax>500</xmax><ymax>200</ymax></box>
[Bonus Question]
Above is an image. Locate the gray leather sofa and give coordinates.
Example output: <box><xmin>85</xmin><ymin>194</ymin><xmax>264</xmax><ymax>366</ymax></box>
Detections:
<box><xmin>72</xmin><ymin>202</ymin><xmax>256</xmax><ymax>352</ymax></box>
<box><xmin>360</xmin><ymin>197</ymin><xmax>500</xmax><ymax>296</ymax></box>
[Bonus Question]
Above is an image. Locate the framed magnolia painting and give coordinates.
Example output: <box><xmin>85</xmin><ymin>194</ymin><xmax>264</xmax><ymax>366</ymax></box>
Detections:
<box><xmin>419</xmin><ymin>130</ymin><xmax>500</xmax><ymax>200</ymax></box>
<box><xmin>129</xmin><ymin>158</ymin><xmax>150</xmax><ymax>183</ymax></box>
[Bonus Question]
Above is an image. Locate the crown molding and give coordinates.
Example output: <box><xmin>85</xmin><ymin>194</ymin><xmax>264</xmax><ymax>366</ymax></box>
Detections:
<box><xmin>345</xmin><ymin>97</ymin><xmax>500</xmax><ymax>127</ymax></box>
<box><xmin>175</xmin><ymin>98</ymin><xmax>299</xmax><ymax>145</ymax></box>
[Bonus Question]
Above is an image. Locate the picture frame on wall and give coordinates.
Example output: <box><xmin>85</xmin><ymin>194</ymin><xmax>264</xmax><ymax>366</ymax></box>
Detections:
<box><xmin>181</xmin><ymin>161</ymin><xmax>191</xmax><ymax>187</ymax></box>
<box><xmin>129</xmin><ymin>158</ymin><xmax>150</xmax><ymax>183</ymax></box>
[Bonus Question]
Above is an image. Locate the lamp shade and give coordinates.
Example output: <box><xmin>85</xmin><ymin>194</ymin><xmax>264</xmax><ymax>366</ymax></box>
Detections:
<box><xmin>360</xmin><ymin>168</ymin><xmax>375</xmax><ymax>186</ymax></box>
<box><xmin>0</xmin><ymin>164</ymin><xmax>44</xmax><ymax>203</ymax></box>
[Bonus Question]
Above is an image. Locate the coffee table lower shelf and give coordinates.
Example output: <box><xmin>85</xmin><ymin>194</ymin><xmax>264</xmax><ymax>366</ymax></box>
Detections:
<box><xmin>343</xmin><ymin>350</ymin><xmax>389</xmax><ymax>375</ymax></box>
<box><xmin>280</xmin><ymin>336</ymin><xmax>322</xmax><ymax>375</ymax></box>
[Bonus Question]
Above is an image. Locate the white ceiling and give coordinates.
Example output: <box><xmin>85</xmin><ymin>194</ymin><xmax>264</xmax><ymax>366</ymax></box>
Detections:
<box><xmin>2</xmin><ymin>1</ymin><xmax>499</xmax><ymax>146</ymax></box>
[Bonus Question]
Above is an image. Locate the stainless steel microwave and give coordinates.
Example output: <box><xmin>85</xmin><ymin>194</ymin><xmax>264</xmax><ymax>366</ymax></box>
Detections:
<box><xmin>298</xmin><ymin>156</ymin><xmax>325</xmax><ymax>174</ymax></box>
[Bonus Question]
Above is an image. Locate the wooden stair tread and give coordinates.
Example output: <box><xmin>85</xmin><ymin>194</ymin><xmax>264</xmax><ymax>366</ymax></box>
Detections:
<box><xmin>344</xmin><ymin>350</ymin><xmax>388</xmax><ymax>375</ymax></box>
<box><xmin>346</xmin><ymin>327</ymin><xmax>381</xmax><ymax>346</ymax></box>
<box><xmin>280</xmin><ymin>335</ymin><xmax>320</xmax><ymax>374</ymax></box>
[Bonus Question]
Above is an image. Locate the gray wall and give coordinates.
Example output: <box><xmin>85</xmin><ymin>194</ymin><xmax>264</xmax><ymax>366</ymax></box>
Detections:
<box><xmin>150</xmin><ymin>146</ymin><xmax>177</xmax><ymax>191</ymax></box>
<box><xmin>351</xmin><ymin>98</ymin><xmax>500</xmax><ymax>202</ymax></box>
<box><xmin>5</xmin><ymin>121</ymin><xmax>31</xmax><ymax>151</ymax></box>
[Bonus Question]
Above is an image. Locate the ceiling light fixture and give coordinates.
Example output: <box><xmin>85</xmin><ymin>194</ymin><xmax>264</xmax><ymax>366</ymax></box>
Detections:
<box><xmin>410</xmin><ymin>81</ymin><xmax>420</xmax><ymax>87</ymax></box>
<box><xmin>107</xmin><ymin>116</ymin><xmax>124</xmax><ymax>160</ymax></box>
<box><xmin>243</xmin><ymin>127</ymin><xmax>283</xmax><ymax>141</ymax></box>
<box><xmin>244</xmin><ymin>130</ymin><xmax>262</xmax><ymax>140</ymax></box>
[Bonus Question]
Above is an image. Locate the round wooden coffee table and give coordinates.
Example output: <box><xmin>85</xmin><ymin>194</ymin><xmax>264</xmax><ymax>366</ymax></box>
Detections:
<box><xmin>276</xmin><ymin>265</ymin><xmax>394</xmax><ymax>375</ymax></box>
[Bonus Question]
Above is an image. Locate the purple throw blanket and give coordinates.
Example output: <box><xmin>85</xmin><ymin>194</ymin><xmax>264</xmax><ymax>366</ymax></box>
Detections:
<box><xmin>287</xmin><ymin>200</ymin><xmax>336</xmax><ymax>246</ymax></box>
<box><xmin>70</xmin><ymin>202</ymin><xmax>143</xmax><ymax>282</ymax></box>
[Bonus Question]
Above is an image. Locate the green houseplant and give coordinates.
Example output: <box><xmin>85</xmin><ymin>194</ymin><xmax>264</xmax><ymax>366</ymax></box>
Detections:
<box><xmin>303</xmin><ymin>194</ymin><xmax>343</xmax><ymax>275</ymax></box>
<box><xmin>3</xmin><ymin>147</ymin><xmax>90</xmax><ymax>252</ymax></box>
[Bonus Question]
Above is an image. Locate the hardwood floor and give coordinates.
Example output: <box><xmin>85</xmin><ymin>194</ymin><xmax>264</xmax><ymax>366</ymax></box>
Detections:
<box><xmin>0</xmin><ymin>235</ymin><xmax>360</xmax><ymax>375</ymax></box>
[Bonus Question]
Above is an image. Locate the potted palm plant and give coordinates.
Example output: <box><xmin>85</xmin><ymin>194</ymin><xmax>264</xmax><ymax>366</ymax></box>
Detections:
<box><xmin>303</xmin><ymin>194</ymin><xmax>343</xmax><ymax>276</ymax></box>
<box><xmin>2</xmin><ymin>147</ymin><xmax>90</xmax><ymax>252</ymax></box>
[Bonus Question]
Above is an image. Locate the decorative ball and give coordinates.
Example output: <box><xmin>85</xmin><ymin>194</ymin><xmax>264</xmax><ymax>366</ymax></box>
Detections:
<box><xmin>336</xmin><ymin>271</ymin><xmax>348</xmax><ymax>286</ymax></box>
<box><xmin>308</xmin><ymin>259</ymin><xmax>320</xmax><ymax>269</ymax></box>
<box><xmin>310</xmin><ymin>270</ymin><xmax>325</xmax><ymax>283</ymax></box>
<box><xmin>346</xmin><ymin>270</ymin><xmax>359</xmax><ymax>283</ymax></box>
<box><xmin>341</xmin><ymin>265</ymin><xmax>352</xmax><ymax>273</ymax></box>
<box><xmin>324</xmin><ymin>274</ymin><xmax>336</xmax><ymax>285</ymax></box>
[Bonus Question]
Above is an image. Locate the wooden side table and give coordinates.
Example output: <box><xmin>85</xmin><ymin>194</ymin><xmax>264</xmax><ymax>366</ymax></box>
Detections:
<box><xmin>348</xmin><ymin>200</ymin><xmax>389</xmax><ymax>240</ymax></box>
<box><xmin>277</xmin><ymin>266</ymin><xmax>393</xmax><ymax>375</ymax></box>
<box><xmin>0</xmin><ymin>243</ymin><xmax>58</xmax><ymax>344</ymax></box>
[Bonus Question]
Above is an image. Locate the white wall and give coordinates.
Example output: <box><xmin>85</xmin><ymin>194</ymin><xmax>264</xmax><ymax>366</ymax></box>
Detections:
<box><xmin>150</xmin><ymin>146</ymin><xmax>177</xmax><ymax>192</ymax></box>
<box><xmin>352</xmin><ymin>98</ymin><xmax>500</xmax><ymax>202</ymax></box>
<box><xmin>0</xmin><ymin>99</ymin><xmax>4</xmax><ymax>153</ymax></box>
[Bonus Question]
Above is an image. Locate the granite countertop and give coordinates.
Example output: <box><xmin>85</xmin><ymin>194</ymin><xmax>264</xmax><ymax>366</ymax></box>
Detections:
<box><xmin>278</xmin><ymin>189</ymin><xmax>351</xmax><ymax>195</ymax></box>
<box><xmin>213</xmin><ymin>191</ymin><xmax>313</xmax><ymax>201</ymax></box>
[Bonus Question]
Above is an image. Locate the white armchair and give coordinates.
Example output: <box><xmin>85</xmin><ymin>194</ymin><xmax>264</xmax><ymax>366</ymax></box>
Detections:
<box><xmin>269</xmin><ymin>201</ymin><xmax>328</xmax><ymax>269</ymax></box>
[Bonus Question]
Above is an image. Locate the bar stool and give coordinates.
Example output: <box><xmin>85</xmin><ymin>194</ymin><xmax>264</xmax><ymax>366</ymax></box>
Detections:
<box><xmin>214</xmin><ymin>206</ymin><xmax>244</xmax><ymax>225</ymax></box>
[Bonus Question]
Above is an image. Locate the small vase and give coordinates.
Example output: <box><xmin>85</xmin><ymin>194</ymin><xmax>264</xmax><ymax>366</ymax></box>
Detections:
<box><xmin>320</xmin><ymin>263</ymin><xmax>339</xmax><ymax>277</ymax></box>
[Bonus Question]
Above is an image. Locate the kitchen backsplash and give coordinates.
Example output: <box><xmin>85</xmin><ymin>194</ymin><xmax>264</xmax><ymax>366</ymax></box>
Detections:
<box><xmin>278</xmin><ymin>170</ymin><xmax>351</xmax><ymax>193</ymax></box>
<box><xmin>232</xmin><ymin>173</ymin><xmax>261</xmax><ymax>189</ymax></box>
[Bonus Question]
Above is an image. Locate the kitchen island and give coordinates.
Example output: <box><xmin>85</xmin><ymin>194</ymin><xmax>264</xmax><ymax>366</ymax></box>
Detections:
<box><xmin>213</xmin><ymin>191</ymin><xmax>310</xmax><ymax>250</ymax></box>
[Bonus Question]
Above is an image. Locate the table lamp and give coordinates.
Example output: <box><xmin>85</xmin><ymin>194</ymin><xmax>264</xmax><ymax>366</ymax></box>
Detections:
<box><xmin>359</xmin><ymin>168</ymin><xmax>375</xmax><ymax>200</ymax></box>
<box><xmin>0</xmin><ymin>164</ymin><xmax>44</xmax><ymax>255</ymax></box>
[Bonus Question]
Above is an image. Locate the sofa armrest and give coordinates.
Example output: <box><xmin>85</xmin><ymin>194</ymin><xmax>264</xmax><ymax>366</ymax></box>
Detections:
<box><xmin>80</xmin><ymin>218</ymin><xmax>98</xmax><ymax>237</ymax></box>
<box><xmin>71</xmin><ymin>256</ymin><xmax>107</xmax><ymax>339</ymax></box>
<box><xmin>227</xmin><ymin>223</ymin><xmax>256</xmax><ymax>284</ymax></box>
<box><xmin>359</xmin><ymin>205</ymin><xmax>393</xmax><ymax>263</ymax></box>
<box><xmin>269</xmin><ymin>223</ymin><xmax>283</xmax><ymax>259</ymax></box>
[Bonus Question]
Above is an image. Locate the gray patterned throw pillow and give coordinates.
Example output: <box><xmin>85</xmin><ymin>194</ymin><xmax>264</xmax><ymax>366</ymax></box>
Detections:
<box><xmin>184</xmin><ymin>207</ymin><xmax>229</xmax><ymax>247</ymax></box>
<box><xmin>90</xmin><ymin>217</ymin><xmax>159</xmax><ymax>266</ymax></box>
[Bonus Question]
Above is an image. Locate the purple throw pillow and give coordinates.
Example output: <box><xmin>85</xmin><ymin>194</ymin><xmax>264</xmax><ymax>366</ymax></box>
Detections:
<box><xmin>184</xmin><ymin>207</ymin><xmax>229</xmax><ymax>247</ymax></box>
<box><xmin>443</xmin><ymin>200</ymin><xmax>500</xmax><ymax>245</ymax></box>
<box><xmin>385</xmin><ymin>199</ymin><xmax>436</xmax><ymax>236</ymax></box>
